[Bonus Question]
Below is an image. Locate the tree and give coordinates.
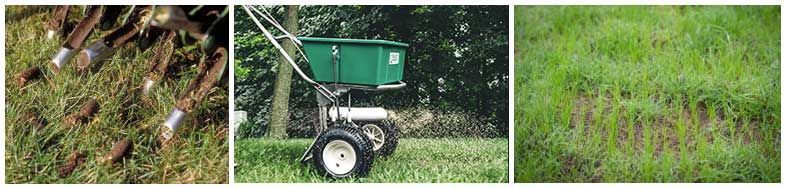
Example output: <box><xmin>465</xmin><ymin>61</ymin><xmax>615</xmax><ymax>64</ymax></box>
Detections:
<box><xmin>268</xmin><ymin>5</ymin><xmax>299</xmax><ymax>139</ymax></box>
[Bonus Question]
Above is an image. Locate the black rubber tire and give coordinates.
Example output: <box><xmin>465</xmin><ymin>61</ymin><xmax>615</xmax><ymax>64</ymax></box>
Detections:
<box><xmin>312</xmin><ymin>125</ymin><xmax>374</xmax><ymax>178</ymax></box>
<box><xmin>359</xmin><ymin>120</ymin><xmax>399</xmax><ymax>157</ymax></box>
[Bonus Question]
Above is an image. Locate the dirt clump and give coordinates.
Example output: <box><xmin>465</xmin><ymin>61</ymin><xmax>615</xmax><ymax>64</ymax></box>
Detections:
<box><xmin>57</xmin><ymin>151</ymin><xmax>85</xmax><ymax>177</ymax></box>
<box><xmin>100</xmin><ymin>139</ymin><xmax>131</xmax><ymax>165</ymax></box>
<box><xmin>16</xmin><ymin>66</ymin><xmax>42</xmax><ymax>87</ymax></box>
<box><xmin>64</xmin><ymin>98</ymin><xmax>99</xmax><ymax>126</ymax></box>
<box><xmin>20</xmin><ymin>110</ymin><xmax>47</xmax><ymax>130</ymax></box>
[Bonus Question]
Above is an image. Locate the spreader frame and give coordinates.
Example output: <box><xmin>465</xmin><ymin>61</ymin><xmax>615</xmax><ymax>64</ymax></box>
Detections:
<box><xmin>242</xmin><ymin>6</ymin><xmax>406</xmax><ymax>167</ymax></box>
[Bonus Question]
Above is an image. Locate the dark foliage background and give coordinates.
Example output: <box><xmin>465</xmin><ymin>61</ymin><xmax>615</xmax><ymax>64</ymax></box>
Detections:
<box><xmin>234</xmin><ymin>5</ymin><xmax>508</xmax><ymax>139</ymax></box>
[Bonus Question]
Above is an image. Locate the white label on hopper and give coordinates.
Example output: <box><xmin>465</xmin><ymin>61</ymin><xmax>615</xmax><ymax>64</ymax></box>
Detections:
<box><xmin>389</xmin><ymin>52</ymin><xmax>400</xmax><ymax>65</ymax></box>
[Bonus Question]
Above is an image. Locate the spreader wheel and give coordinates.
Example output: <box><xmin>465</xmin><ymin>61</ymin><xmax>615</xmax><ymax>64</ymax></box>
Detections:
<box><xmin>359</xmin><ymin>121</ymin><xmax>399</xmax><ymax>157</ymax></box>
<box><xmin>312</xmin><ymin>125</ymin><xmax>374</xmax><ymax>178</ymax></box>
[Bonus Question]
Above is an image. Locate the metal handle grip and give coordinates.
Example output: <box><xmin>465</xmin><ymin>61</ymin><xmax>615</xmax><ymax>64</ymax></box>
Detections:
<box><xmin>375</xmin><ymin>81</ymin><xmax>407</xmax><ymax>91</ymax></box>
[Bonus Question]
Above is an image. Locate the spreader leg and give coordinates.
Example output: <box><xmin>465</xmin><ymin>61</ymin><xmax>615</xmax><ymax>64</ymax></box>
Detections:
<box><xmin>299</xmin><ymin>131</ymin><xmax>322</xmax><ymax>163</ymax></box>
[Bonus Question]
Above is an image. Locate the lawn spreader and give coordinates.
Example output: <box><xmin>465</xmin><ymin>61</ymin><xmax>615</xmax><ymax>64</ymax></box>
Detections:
<box><xmin>242</xmin><ymin>5</ymin><xmax>408</xmax><ymax>178</ymax></box>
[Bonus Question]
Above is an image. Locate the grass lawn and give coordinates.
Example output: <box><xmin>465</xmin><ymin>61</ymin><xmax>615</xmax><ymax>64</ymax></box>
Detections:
<box><xmin>234</xmin><ymin>138</ymin><xmax>508</xmax><ymax>183</ymax></box>
<box><xmin>514</xmin><ymin>6</ymin><xmax>780</xmax><ymax>182</ymax></box>
<box><xmin>5</xmin><ymin>6</ymin><xmax>228</xmax><ymax>183</ymax></box>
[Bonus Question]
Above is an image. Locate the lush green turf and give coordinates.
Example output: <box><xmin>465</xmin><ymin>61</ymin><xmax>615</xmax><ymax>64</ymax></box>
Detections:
<box><xmin>235</xmin><ymin>138</ymin><xmax>508</xmax><ymax>183</ymax></box>
<box><xmin>515</xmin><ymin>6</ymin><xmax>780</xmax><ymax>182</ymax></box>
<box><xmin>5</xmin><ymin>6</ymin><xmax>228</xmax><ymax>183</ymax></box>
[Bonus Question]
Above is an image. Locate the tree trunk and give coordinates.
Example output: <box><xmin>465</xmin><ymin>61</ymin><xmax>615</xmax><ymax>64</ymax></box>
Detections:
<box><xmin>268</xmin><ymin>5</ymin><xmax>299</xmax><ymax>139</ymax></box>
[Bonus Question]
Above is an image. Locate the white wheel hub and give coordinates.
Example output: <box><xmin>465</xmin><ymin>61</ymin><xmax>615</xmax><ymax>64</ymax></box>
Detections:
<box><xmin>322</xmin><ymin>140</ymin><xmax>357</xmax><ymax>175</ymax></box>
<box><xmin>361</xmin><ymin>124</ymin><xmax>385</xmax><ymax>150</ymax></box>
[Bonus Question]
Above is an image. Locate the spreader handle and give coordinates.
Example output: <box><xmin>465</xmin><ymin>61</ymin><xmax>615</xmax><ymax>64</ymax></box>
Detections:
<box><xmin>242</xmin><ymin>5</ymin><xmax>316</xmax><ymax>85</ymax></box>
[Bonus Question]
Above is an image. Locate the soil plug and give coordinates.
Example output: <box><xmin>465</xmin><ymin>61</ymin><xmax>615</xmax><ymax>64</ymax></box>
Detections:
<box><xmin>64</xmin><ymin>98</ymin><xmax>99</xmax><ymax>126</ymax></box>
<box><xmin>20</xmin><ymin>111</ymin><xmax>47</xmax><ymax>130</ymax></box>
<box><xmin>44</xmin><ymin>5</ymin><xmax>70</xmax><ymax>40</ymax></box>
<box><xmin>16</xmin><ymin>66</ymin><xmax>42</xmax><ymax>87</ymax></box>
<box><xmin>159</xmin><ymin>47</ymin><xmax>227</xmax><ymax>142</ymax></box>
<box><xmin>63</xmin><ymin>114</ymin><xmax>82</xmax><ymax>126</ymax></box>
<box><xmin>79</xmin><ymin>98</ymin><xmax>100</xmax><ymax>117</ymax></box>
<box><xmin>50</xmin><ymin>5</ymin><xmax>102</xmax><ymax>73</ymax></box>
<box><xmin>100</xmin><ymin>139</ymin><xmax>131</xmax><ymax>165</ymax></box>
<box><xmin>78</xmin><ymin>6</ymin><xmax>153</xmax><ymax>71</ymax></box>
<box><xmin>57</xmin><ymin>151</ymin><xmax>85</xmax><ymax>177</ymax></box>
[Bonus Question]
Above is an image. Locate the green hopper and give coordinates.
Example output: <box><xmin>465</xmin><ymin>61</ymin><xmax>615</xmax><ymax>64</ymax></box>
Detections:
<box><xmin>299</xmin><ymin>37</ymin><xmax>408</xmax><ymax>86</ymax></box>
